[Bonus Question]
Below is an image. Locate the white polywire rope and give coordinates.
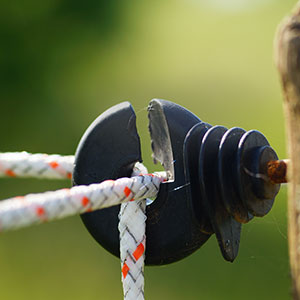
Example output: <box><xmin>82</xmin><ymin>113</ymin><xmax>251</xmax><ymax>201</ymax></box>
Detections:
<box><xmin>119</xmin><ymin>163</ymin><xmax>148</xmax><ymax>300</ymax></box>
<box><xmin>0</xmin><ymin>171</ymin><xmax>166</xmax><ymax>232</ymax></box>
<box><xmin>0</xmin><ymin>152</ymin><xmax>74</xmax><ymax>179</ymax></box>
<box><xmin>0</xmin><ymin>151</ymin><xmax>166</xmax><ymax>300</ymax></box>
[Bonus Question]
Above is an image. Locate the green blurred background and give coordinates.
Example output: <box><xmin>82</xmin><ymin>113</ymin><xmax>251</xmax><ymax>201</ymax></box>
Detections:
<box><xmin>0</xmin><ymin>0</ymin><xmax>296</xmax><ymax>299</ymax></box>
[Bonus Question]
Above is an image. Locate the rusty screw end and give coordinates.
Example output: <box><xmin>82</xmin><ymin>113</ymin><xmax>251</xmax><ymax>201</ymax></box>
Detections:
<box><xmin>267</xmin><ymin>160</ymin><xmax>288</xmax><ymax>184</ymax></box>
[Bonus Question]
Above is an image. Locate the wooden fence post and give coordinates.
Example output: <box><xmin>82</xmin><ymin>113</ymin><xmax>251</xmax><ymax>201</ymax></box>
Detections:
<box><xmin>276</xmin><ymin>3</ymin><xmax>300</xmax><ymax>299</ymax></box>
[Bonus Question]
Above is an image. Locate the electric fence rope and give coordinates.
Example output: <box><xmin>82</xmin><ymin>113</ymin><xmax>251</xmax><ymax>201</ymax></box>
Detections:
<box><xmin>119</xmin><ymin>163</ymin><xmax>148</xmax><ymax>300</ymax></box>
<box><xmin>0</xmin><ymin>170</ymin><xmax>166</xmax><ymax>232</ymax></box>
<box><xmin>0</xmin><ymin>152</ymin><xmax>74</xmax><ymax>179</ymax></box>
<box><xmin>0</xmin><ymin>152</ymin><xmax>167</xmax><ymax>299</ymax></box>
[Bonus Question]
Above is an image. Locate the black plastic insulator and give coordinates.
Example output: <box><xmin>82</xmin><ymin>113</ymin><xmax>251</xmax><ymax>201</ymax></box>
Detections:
<box><xmin>73</xmin><ymin>99</ymin><xmax>280</xmax><ymax>265</ymax></box>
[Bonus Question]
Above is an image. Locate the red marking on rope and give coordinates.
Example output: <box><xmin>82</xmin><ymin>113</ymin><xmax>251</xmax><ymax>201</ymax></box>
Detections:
<box><xmin>124</xmin><ymin>186</ymin><xmax>132</xmax><ymax>198</ymax></box>
<box><xmin>5</xmin><ymin>169</ymin><xmax>16</xmax><ymax>177</ymax></box>
<box><xmin>81</xmin><ymin>197</ymin><xmax>90</xmax><ymax>207</ymax></box>
<box><xmin>122</xmin><ymin>263</ymin><xmax>129</xmax><ymax>279</ymax></box>
<box><xmin>67</xmin><ymin>172</ymin><xmax>72</xmax><ymax>179</ymax></box>
<box><xmin>49</xmin><ymin>161</ymin><xmax>59</xmax><ymax>169</ymax></box>
<box><xmin>36</xmin><ymin>207</ymin><xmax>45</xmax><ymax>216</ymax></box>
<box><xmin>130</xmin><ymin>198</ymin><xmax>135</xmax><ymax>202</ymax></box>
<box><xmin>81</xmin><ymin>197</ymin><xmax>93</xmax><ymax>212</ymax></box>
<box><xmin>145</xmin><ymin>173</ymin><xmax>154</xmax><ymax>177</ymax></box>
<box><xmin>36</xmin><ymin>206</ymin><xmax>47</xmax><ymax>221</ymax></box>
<box><xmin>133</xmin><ymin>242</ymin><xmax>145</xmax><ymax>261</ymax></box>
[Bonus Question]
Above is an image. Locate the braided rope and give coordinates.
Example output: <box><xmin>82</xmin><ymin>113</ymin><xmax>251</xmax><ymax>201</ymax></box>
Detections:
<box><xmin>0</xmin><ymin>152</ymin><xmax>74</xmax><ymax>179</ymax></box>
<box><xmin>0</xmin><ymin>172</ymin><xmax>166</xmax><ymax>232</ymax></box>
<box><xmin>0</xmin><ymin>151</ymin><xmax>166</xmax><ymax>299</ymax></box>
<box><xmin>119</xmin><ymin>163</ymin><xmax>148</xmax><ymax>300</ymax></box>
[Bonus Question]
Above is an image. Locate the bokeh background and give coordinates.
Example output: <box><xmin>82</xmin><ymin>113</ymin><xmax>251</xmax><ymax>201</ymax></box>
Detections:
<box><xmin>0</xmin><ymin>0</ymin><xmax>296</xmax><ymax>299</ymax></box>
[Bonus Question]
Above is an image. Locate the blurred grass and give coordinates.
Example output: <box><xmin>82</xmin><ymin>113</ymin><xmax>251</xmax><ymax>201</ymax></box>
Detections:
<box><xmin>0</xmin><ymin>0</ymin><xmax>296</xmax><ymax>299</ymax></box>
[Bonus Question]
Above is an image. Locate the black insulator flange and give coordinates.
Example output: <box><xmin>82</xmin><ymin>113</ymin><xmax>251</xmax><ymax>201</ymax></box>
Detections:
<box><xmin>184</xmin><ymin>123</ymin><xmax>280</xmax><ymax>261</ymax></box>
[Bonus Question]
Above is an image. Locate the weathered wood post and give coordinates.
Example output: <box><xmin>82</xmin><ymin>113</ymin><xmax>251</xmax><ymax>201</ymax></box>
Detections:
<box><xmin>276</xmin><ymin>3</ymin><xmax>300</xmax><ymax>299</ymax></box>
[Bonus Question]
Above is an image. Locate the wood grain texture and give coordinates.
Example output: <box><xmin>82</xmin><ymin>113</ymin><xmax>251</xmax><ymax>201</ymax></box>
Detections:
<box><xmin>276</xmin><ymin>3</ymin><xmax>300</xmax><ymax>299</ymax></box>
